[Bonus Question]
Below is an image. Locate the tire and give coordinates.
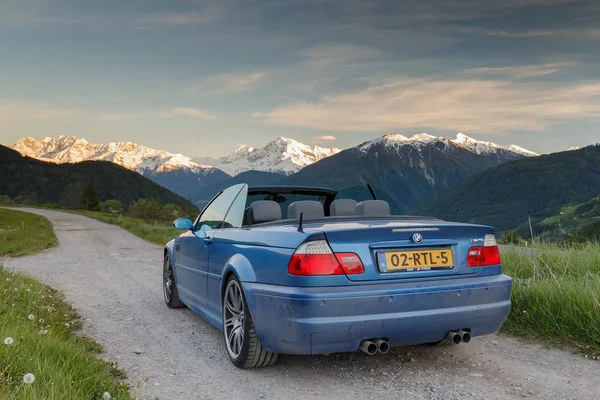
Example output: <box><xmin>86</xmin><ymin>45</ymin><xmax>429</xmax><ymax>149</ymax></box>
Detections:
<box><xmin>223</xmin><ymin>276</ymin><xmax>278</xmax><ymax>369</ymax></box>
<box><xmin>163</xmin><ymin>254</ymin><xmax>184</xmax><ymax>309</ymax></box>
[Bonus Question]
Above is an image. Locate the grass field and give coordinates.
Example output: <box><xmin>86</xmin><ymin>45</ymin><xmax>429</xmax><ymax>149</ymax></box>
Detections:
<box><xmin>70</xmin><ymin>210</ymin><xmax>182</xmax><ymax>245</ymax></box>
<box><xmin>501</xmin><ymin>243</ymin><xmax>600</xmax><ymax>357</ymax></box>
<box><xmin>0</xmin><ymin>265</ymin><xmax>130</xmax><ymax>400</ymax></box>
<box><xmin>0</xmin><ymin>209</ymin><xmax>131</xmax><ymax>399</ymax></box>
<box><xmin>0</xmin><ymin>208</ymin><xmax>58</xmax><ymax>257</ymax></box>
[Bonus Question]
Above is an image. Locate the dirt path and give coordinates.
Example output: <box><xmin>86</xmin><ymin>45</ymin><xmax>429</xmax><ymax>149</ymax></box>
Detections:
<box><xmin>4</xmin><ymin>209</ymin><xmax>599</xmax><ymax>400</ymax></box>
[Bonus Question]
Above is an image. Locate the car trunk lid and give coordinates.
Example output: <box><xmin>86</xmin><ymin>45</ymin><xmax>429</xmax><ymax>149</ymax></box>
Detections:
<box><xmin>321</xmin><ymin>220</ymin><xmax>495</xmax><ymax>281</ymax></box>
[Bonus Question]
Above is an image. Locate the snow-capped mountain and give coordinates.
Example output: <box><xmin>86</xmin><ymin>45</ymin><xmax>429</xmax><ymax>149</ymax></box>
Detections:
<box><xmin>507</xmin><ymin>145</ymin><xmax>539</xmax><ymax>157</ymax></box>
<box><xmin>284</xmin><ymin>132</ymin><xmax>531</xmax><ymax>213</ymax></box>
<box><xmin>359</xmin><ymin>132</ymin><xmax>537</xmax><ymax>158</ymax></box>
<box><xmin>12</xmin><ymin>135</ymin><xmax>216</xmax><ymax>173</ymax></box>
<box><xmin>207</xmin><ymin>137</ymin><xmax>341</xmax><ymax>176</ymax></box>
<box><xmin>11</xmin><ymin>135</ymin><xmax>230</xmax><ymax>198</ymax></box>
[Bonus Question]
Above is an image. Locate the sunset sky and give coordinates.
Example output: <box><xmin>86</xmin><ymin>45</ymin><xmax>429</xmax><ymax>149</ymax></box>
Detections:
<box><xmin>1</xmin><ymin>0</ymin><xmax>599</xmax><ymax>156</ymax></box>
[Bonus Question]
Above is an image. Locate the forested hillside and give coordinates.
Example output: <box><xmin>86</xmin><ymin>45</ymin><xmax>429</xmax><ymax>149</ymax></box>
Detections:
<box><xmin>0</xmin><ymin>145</ymin><xmax>197</xmax><ymax>213</ymax></box>
<box><xmin>418</xmin><ymin>145</ymin><xmax>600</xmax><ymax>233</ymax></box>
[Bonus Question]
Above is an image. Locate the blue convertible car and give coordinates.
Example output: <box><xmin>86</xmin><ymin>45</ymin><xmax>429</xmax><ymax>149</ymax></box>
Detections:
<box><xmin>163</xmin><ymin>184</ymin><xmax>512</xmax><ymax>369</ymax></box>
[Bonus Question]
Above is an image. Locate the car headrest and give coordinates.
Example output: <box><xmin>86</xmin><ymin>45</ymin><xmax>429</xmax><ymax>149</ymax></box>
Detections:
<box><xmin>287</xmin><ymin>200</ymin><xmax>325</xmax><ymax>220</ymax></box>
<box><xmin>244</xmin><ymin>200</ymin><xmax>281</xmax><ymax>225</ymax></box>
<box><xmin>355</xmin><ymin>200</ymin><xmax>391</xmax><ymax>216</ymax></box>
<box><xmin>330</xmin><ymin>199</ymin><xmax>358</xmax><ymax>216</ymax></box>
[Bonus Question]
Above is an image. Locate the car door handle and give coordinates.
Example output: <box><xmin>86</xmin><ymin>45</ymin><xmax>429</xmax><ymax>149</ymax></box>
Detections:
<box><xmin>203</xmin><ymin>237</ymin><xmax>213</xmax><ymax>245</ymax></box>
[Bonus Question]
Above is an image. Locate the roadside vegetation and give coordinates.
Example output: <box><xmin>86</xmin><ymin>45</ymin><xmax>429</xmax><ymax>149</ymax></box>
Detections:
<box><xmin>0</xmin><ymin>208</ymin><xmax>58</xmax><ymax>257</ymax></box>
<box><xmin>0</xmin><ymin>210</ymin><xmax>130</xmax><ymax>399</ymax></box>
<box><xmin>2</xmin><ymin>194</ymin><xmax>191</xmax><ymax>246</ymax></box>
<box><xmin>0</xmin><ymin>265</ymin><xmax>130</xmax><ymax>399</ymax></box>
<box><xmin>72</xmin><ymin>210</ymin><xmax>182</xmax><ymax>245</ymax></box>
<box><xmin>501</xmin><ymin>243</ymin><xmax>600</xmax><ymax>358</ymax></box>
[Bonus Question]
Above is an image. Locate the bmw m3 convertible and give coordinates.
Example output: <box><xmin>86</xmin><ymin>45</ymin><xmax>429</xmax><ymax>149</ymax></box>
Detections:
<box><xmin>163</xmin><ymin>184</ymin><xmax>512</xmax><ymax>369</ymax></box>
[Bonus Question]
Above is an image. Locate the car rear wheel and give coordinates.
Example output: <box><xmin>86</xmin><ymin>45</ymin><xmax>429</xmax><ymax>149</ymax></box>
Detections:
<box><xmin>163</xmin><ymin>254</ymin><xmax>184</xmax><ymax>309</ymax></box>
<box><xmin>223</xmin><ymin>276</ymin><xmax>278</xmax><ymax>369</ymax></box>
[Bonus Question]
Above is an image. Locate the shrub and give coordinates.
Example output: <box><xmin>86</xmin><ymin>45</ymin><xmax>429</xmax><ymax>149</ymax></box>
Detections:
<box><xmin>161</xmin><ymin>203</ymin><xmax>184</xmax><ymax>222</ymax></box>
<box><xmin>501</xmin><ymin>230</ymin><xmax>523</xmax><ymax>245</ymax></box>
<box><xmin>100</xmin><ymin>199</ymin><xmax>124</xmax><ymax>214</ymax></box>
<box><xmin>128</xmin><ymin>198</ymin><xmax>162</xmax><ymax>223</ymax></box>
<box><xmin>0</xmin><ymin>195</ymin><xmax>14</xmax><ymax>205</ymax></box>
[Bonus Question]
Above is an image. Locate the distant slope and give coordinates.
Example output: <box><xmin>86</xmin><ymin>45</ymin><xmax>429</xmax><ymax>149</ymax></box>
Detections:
<box><xmin>417</xmin><ymin>145</ymin><xmax>600</xmax><ymax>232</ymax></box>
<box><xmin>11</xmin><ymin>135</ymin><xmax>230</xmax><ymax>199</ymax></box>
<box><xmin>147</xmin><ymin>168</ymin><xmax>230</xmax><ymax>199</ymax></box>
<box><xmin>0</xmin><ymin>145</ymin><xmax>197</xmax><ymax>212</ymax></box>
<box><xmin>282</xmin><ymin>134</ymin><xmax>524</xmax><ymax>213</ymax></box>
<box><xmin>189</xmin><ymin>170</ymin><xmax>284</xmax><ymax>208</ymax></box>
<box><xmin>536</xmin><ymin>194</ymin><xmax>600</xmax><ymax>241</ymax></box>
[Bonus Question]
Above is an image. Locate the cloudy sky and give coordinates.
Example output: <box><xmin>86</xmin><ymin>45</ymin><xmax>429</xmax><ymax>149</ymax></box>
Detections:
<box><xmin>1</xmin><ymin>0</ymin><xmax>599</xmax><ymax>157</ymax></box>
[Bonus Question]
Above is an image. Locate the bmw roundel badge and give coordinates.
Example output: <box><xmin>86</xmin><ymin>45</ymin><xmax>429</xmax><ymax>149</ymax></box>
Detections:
<box><xmin>412</xmin><ymin>233</ymin><xmax>423</xmax><ymax>243</ymax></box>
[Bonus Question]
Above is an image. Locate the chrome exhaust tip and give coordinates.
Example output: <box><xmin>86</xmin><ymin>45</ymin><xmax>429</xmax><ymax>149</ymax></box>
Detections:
<box><xmin>445</xmin><ymin>331</ymin><xmax>462</xmax><ymax>345</ymax></box>
<box><xmin>359</xmin><ymin>340</ymin><xmax>378</xmax><ymax>355</ymax></box>
<box><xmin>458</xmin><ymin>329</ymin><xmax>471</xmax><ymax>343</ymax></box>
<box><xmin>373</xmin><ymin>339</ymin><xmax>390</xmax><ymax>354</ymax></box>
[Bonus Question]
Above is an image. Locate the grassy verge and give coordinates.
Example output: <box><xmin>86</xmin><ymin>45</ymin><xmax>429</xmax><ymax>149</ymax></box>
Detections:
<box><xmin>70</xmin><ymin>210</ymin><xmax>181</xmax><ymax>245</ymax></box>
<box><xmin>501</xmin><ymin>243</ymin><xmax>600</xmax><ymax>357</ymax></box>
<box><xmin>0</xmin><ymin>209</ymin><xmax>58</xmax><ymax>257</ymax></box>
<box><xmin>0</xmin><ymin>265</ymin><xmax>130</xmax><ymax>399</ymax></box>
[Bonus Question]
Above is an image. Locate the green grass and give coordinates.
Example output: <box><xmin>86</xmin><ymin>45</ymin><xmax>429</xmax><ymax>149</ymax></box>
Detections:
<box><xmin>69</xmin><ymin>210</ymin><xmax>181</xmax><ymax>245</ymax></box>
<box><xmin>0</xmin><ymin>265</ymin><xmax>130</xmax><ymax>400</ymax></box>
<box><xmin>501</xmin><ymin>243</ymin><xmax>600</xmax><ymax>357</ymax></box>
<box><xmin>0</xmin><ymin>209</ymin><xmax>58</xmax><ymax>257</ymax></box>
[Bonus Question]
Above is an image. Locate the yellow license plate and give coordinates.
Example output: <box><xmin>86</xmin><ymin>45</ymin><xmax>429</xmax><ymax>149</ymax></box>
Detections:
<box><xmin>381</xmin><ymin>249</ymin><xmax>454</xmax><ymax>272</ymax></box>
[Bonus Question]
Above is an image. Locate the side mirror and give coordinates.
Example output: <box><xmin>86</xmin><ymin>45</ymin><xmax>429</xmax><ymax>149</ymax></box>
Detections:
<box><xmin>173</xmin><ymin>218</ymin><xmax>193</xmax><ymax>230</ymax></box>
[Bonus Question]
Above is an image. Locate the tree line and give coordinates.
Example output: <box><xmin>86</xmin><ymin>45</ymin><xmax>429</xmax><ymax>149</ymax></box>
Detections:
<box><xmin>0</xmin><ymin>182</ymin><xmax>192</xmax><ymax>224</ymax></box>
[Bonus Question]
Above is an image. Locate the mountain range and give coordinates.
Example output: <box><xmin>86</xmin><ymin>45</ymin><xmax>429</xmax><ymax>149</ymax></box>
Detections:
<box><xmin>282</xmin><ymin>133</ymin><xmax>528</xmax><ymax>212</ymax></box>
<box><xmin>8</xmin><ymin>132</ymin><xmax>539</xmax><ymax>211</ymax></box>
<box><xmin>195</xmin><ymin>137</ymin><xmax>341</xmax><ymax>176</ymax></box>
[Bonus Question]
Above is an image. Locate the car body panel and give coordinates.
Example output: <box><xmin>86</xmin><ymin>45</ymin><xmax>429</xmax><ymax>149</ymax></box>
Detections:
<box><xmin>242</xmin><ymin>270</ymin><xmax>511</xmax><ymax>354</ymax></box>
<box><xmin>166</xmin><ymin>184</ymin><xmax>513</xmax><ymax>356</ymax></box>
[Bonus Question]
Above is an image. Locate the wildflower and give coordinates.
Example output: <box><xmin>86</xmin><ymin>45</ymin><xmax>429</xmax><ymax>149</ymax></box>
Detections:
<box><xmin>40</xmin><ymin>329</ymin><xmax>48</xmax><ymax>335</ymax></box>
<box><xmin>28</xmin><ymin>314</ymin><xmax>35</xmax><ymax>321</ymax></box>
<box><xmin>65</xmin><ymin>323</ymin><xmax>70</xmax><ymax>328</ymax></box>
<box><xmin>103</xmin><ymin>392</ymin><xmax>111</xmax><ymax>399</ymax></box>
<box><xmin>39</xmin><ymin>318</ymin><xmax>44</xmax><ymax>324</ymax></box>
<box><xmin>4</xmin><ymin>337</ymin><xmax>14</xmax><ymax>345</ymax></box>
<box><xmin>23</xmin><ymin>373</ymin><xmax>35</xmax><ymax>384</ymax></box>
<box><xmin>26</xmin><ymin>288</ymin><xmax>31</xmax><ymax>292</ymax></box>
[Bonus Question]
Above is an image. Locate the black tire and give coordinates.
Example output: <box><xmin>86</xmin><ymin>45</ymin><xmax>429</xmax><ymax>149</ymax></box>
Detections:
<box><xmin>223</xmin><ymin>276</ymin><xmax>278</xmax><ymax>369</ymax></box>
<box><xmin>163</xmin><ymin>254</ymin><xmax>184</xmax><ymax>309</ymax></box>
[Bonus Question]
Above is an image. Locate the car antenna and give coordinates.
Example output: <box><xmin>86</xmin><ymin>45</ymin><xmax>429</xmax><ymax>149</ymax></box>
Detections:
<box><xmin>367</xmin><ymin>184</ymin><xmax>377</xmax><ymax>200</ymax></box>
<box><xmin>297</xmin><ymin>212</ymin><xmax>304</xmax><ymax>233</ymax></box>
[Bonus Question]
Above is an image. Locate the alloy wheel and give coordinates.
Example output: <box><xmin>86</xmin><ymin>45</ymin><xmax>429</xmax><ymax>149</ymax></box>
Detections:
<box><xmin>224</xmin><ymin>280</ymin><xmax>245</xmax><ymax>359</ymax></box>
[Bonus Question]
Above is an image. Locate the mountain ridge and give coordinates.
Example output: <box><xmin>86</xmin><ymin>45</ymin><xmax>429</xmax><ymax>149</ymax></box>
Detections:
<box><xmin>0</xmin><ymin>145</ymin><xmax>197</xmax><ymax>212</ymax></box>
<box><xmin>416</xmin><ymin>145</ymin><xmax>600</xmax><ymax>233</ymax></box>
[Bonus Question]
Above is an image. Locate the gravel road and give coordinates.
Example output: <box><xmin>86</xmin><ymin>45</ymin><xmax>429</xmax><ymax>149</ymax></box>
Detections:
<box><xmin>3</xmin><ymin>209</ymin><xmax>599</xmax><ymax>400</ymax></box>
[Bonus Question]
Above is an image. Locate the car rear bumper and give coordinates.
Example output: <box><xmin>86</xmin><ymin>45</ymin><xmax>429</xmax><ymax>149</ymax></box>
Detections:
<box><xmin>242</xmin><ymin>273</ymin><xmax>512</xmax><ymax>355</ymax></box>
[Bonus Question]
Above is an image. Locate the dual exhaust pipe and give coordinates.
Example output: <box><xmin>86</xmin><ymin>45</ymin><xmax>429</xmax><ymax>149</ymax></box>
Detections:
<box><xmin>359</xmin><ymin>329</ymin><xmax>471</xmax><ymax>355</ymax></box>
<box><xmin>444</xmin><ymin>329</ymin><xmax>471</xmax><ymax>345</ymax></box>
<box><xmin>359</xmin><ymin>339</ymin><xmax>389</xmax><ymax>355</ymax></box>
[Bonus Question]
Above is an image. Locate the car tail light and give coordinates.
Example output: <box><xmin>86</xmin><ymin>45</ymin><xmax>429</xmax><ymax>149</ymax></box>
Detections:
<box><xmin>335</xmin><ymin>253</ymin><xmax>365</xmax><ymax>274</ymax></box>
<box><xmin>467</xmin><ymin>234</ymin><xmax>501</xmax><ymax>267</ymax></box>
<box><xmin>288</xmin><ymin>240</ymin><xmax>364</xmax><ymax>276</ymax></box>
